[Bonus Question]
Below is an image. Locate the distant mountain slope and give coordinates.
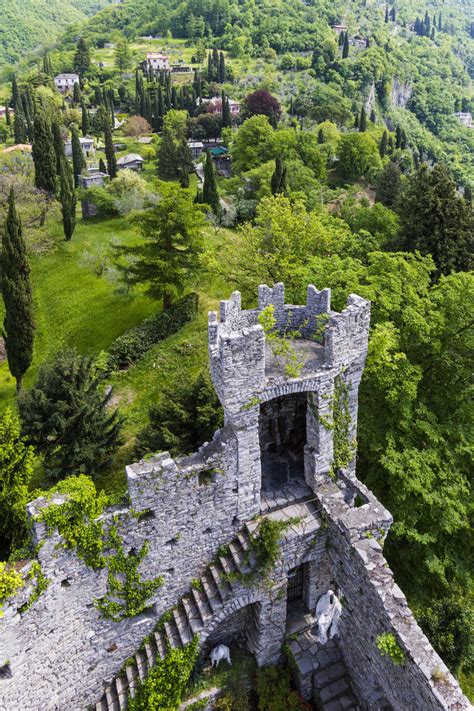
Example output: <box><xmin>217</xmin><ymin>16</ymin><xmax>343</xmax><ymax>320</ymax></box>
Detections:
<box><xmin>0</xmin><ymin>0</ymin><xmax>111</xmax><ymax>68</ymax></box>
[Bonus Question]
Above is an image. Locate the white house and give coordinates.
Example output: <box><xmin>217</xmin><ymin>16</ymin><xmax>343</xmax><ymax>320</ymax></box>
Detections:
<box><xmin>54</xmin><ymin>73</ymin><xmax>80</xmax><ymax>93</ymax></box>
<box><xmin>117</xmin><ymin>153</ymin><xmax>144</xmax><ymax>171</ymax></box>
<box><xmin>202</xmin><ymin>96</ymin><xmax>241</xmax><ymax>117</ymax></box>
<box><xmin>454</xmin><ymin>112</ymin><xmax>473</xmax><ymax>128</ymax></box>
<box><xmin>65</xmin><ymin>136</ymin><xmax>95</xmax><ymax>158</ymax></box>
<box><xmin>146</xmin><ymin>52</ymin><xmax>170</xmax><ymax>71</ymax></box>
<box><xmin>79</xmin><ymin>171</ymin><xmax>108</xmax><ymax>188</ymax></box>
<box><xmin>187</xmin><ymin>141</ymin><xmax>204</xmax><ymax>160</ymax></box>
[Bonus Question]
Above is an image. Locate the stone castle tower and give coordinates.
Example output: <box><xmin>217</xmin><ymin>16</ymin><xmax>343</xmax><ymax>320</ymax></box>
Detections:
<box><xmin>0</xmin><ymin>284</ymin><xmax>470</xmax><ymax>711</ymax></box>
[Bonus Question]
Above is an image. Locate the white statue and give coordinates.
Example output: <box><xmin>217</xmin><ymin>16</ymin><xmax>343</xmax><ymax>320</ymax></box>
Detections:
<box><xmin>315</xmin><ymin>589</ymin><xmax>342</xmax><ymax>644</ymax></box>
<box><xmin>210</xmin><ymin>644</ymin><xmax>232</xmax><ymax>668</ymax></box>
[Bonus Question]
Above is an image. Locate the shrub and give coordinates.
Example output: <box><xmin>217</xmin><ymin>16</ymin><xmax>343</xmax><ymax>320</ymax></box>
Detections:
<box><xmin>108</xmin><ymin>292</ymin><xmax>199</xmax><ymax>370</ymax></box>
<box><xmin>0</xmin><ymin>562</ymin><xmax>23</xmax><ymax>603</ymax></box>
<box><xmin>376</xmin><ymin>632</ymin><xmax>405</xmax><ymax>665</ymax></box>
<box><xmin>135</xmin><ymin>370</ymin><xmax>223</xmax><ymax>457</ymax></box>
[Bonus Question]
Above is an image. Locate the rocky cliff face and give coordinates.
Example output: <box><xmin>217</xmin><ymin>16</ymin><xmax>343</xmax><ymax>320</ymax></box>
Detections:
<box><xmin>391</xmin><ymin>78</ymin><xmax>413</xmax><ymax>108</ymax></box>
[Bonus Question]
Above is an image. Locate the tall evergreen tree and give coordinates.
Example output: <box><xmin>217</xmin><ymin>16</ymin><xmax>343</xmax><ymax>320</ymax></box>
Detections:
<box><xmin>375</xmin><ymin>161</ymin><xmax>401</xmax><ymax>207</ymax></box>
<box><xmin>73</xmin><ymin>82</ymin><xmax>81</xmax><ymax>106</ymax></box>
<box><xmin>13</xmin><ymin>102</ymin><xmax>27</xmax><ymax>144</ymax></box>
<box><xmin>221</xmin><ymin>92</ymin><xmax>232</xmax><ymax>128</ymax></box>
<box><xmin>397</xmin><ymin>164</ymin><xmax>474</xmax><ymax>276</ymax></box>
<box><xmin>1</xmin><ymin>189</ymin><xmax>35</xmax><ymax>391</ymax></box>
<box><xmin>385</xmin><ymin>5</ymin><xmax>389</xmax><ymax>22</ymax></box>
<box><xmin>32</xmin><ymin>111</ymin><xmax>56</xmax><ymax>194</ymax></box>
<box><xmin>104</xmin><ymin>117</ymin><xmax>117</xmax><ymax>179</ymax></box>
<box><xmin>463</xmin><ymin>185</ymin><xmax>472</xmax><ymax>205</ymax></box>
<box><xmin>11</xmin><ymin>75</ymin><xmax>19</xmax><ymax>109</ymax></box>
<box><xmin>59</xmin><ymin>157</ymin><xmax>76</xmax><ymax>241</ymax></box>
<box><xmin>270</xmin><ymin>157</ymin><xmax>287</xmax><ymax>195</ymax></box>
<box><xmin>359</xmin><ymin>107</ymin><xmax>367</xmax><ymax>132</ymax></box>
<box><xmin>19</xmin><ymin>349</ymin><xmax>122</xmax><ymax>480</ymax></box>
<box><xmin>218</xmin><ymin>51</ymin><xmax>226</xmax><ymax>83</ymax></box>
<box><xmin>81</xmin><ymin>102</ymin><xmax>90</xmax><ymax>137</ymax></box>
<box><xmin>317</xmin><ymin>128</ymin><xmax>324</xmax><ymax>144</ymax></box>
<box><xmin>342</xmin><ymin>32</ymin><xmax>350</xmax><ymax>58</ymax></box>
<box><xmin>202</xmin><ymin>150</ymin><xmax>220</xmax><ymax>215</ymax></box>
<box><xmin>99</xmin><ymin>157</ymin><xmax>107</xmax><ymax>174</ymax></box>
<box><xmin>370</xmin><ymin>109</ymin><xmax>376</xmax><ymax>123</ymax></box>
<box><xmin>73</xmin><ymin>37</ymin><xmax>91</xmax><ymax>77</ymax></box>
<box><xmin>52</xmin><ymin>120</ymin><xmax>65</xmax><ymax>177</ymax></box>
<box><xmin>5</xmin><ymin>104</ymin><xmax>10</xmax><ymax>127</ymax></box>
<box><xmin>379</xmin><ymin>130</ymin><xmax>388</xmax><ymax>158</ymax></box>
<box><xmin>70</xmin><ymin>124</ymin><xmax>86</xmax><ymax>187</ymax></box>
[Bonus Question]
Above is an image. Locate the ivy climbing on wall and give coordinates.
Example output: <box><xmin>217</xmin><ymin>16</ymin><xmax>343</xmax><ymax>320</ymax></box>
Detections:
<box><xmin>95</xmin><ymin>525</ymin><xmax>163</xmax><ymax>621</ymax></box>
<box><xmin>331</xmin><ymin>373</ymin><xmax>354</xmax><ymax>476</ymax></box>
<box><xmin>128</xmin><ymin>637</ymin><xmax>199</xmax><ymax>710</ymax></box>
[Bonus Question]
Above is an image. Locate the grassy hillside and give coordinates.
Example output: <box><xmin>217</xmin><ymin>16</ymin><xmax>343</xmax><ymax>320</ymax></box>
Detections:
<box><xmin>0</xmin><ymin>0</ymin><xmax>111</xmax><ymax>68</ymax></box>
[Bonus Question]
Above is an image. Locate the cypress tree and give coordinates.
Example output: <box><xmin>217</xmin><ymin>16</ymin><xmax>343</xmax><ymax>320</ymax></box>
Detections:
<box><xmin>13</xmin><ymin>102</ymin><xmax>27</xmax><ymax>144</ymax></box>
<box><xmin>218</xmin><ymin>52</ymin><xmax>226</xmax><ymax>83</ymax></box>
<box><xmin>270</xmin><ymin>157</ymin><xmax>287</xmax><ymax>195</ymax></box>
<box><xmin>22</xmin><ymin>95</ymin><xmax>33</xmax><ymax>143</ymax></box>
<box><xmin>11</xmin><ymin>75</ymin><xmax>19</xmax><ymax>109</ymax></box>
<box><xmin>354</xmin><ymin>112</ymin><xmax>359</xmax><ymax>129</ymax></box>
<box><xmin>222</xmin><ymin>93</ymin><xmax>232</xmax><ymax>128</ymax></box>
<box><xmin>390</xmin><ymin>7</ymin><xmax>396</xmax><ymax>21</ymax></box>
<box><xmin>401</xmin><ymin>130</ymin><xmax>408</xmax><ymax>150</ymax></box>
<box><xmin>104</xmin><ymin>118</ymin><xmax>117</xmax><ymax>179</ymax></box>
<box><xmin>395</xmin><ymin>125</ymin><xmax>402</xmax><ymax>148</ymax></box>
<box><xmin>379</xmin><ymin>130</ymin><xmax>388</xmax><ymax>158</ymax></box>
<box><xmin>52</xmin><ymin>120</ymin><xmax>65</xmax><ymax>177</ymax></box>
<box><xmin>464</xmin><ymin>185</ymin><xmax>472</xmax><ymax>205</ymax></box>
<box><xmin>317</xmin><ymin>128</ymin><xmax>324</xmax><ymax>144</ymax></box>
<box><xmin>73</xmin><ymin>37</ymin><xmax>91</xmax><ymax>77</ymax></box>
<box><xmin>99</xmin><ymin>157</ymin><xmax>107</xmax><ymax>174</ymax></box>
<box><xmin>5</xmin><ymin>104</ymin><xmax>10</xmax><ymax>126</ymax></box>
<box><xmin>388</xmin><ymin>135</ymin><xmax>395</xmax><ymax>153</ymax></box>
<box><xmin>1</xmin><ymin>189</ymin><xmax>34</xmax><ymax>391</ymax></box>
<box><xmin>32</xmin><ymin>111</ymin><xmax>56</xmax><ymax>194</ymax></box>
<box><xmin>73</xmin><ymin>83</ymin><xmax>81</xmax><ymax>106</ymax></box>
<box><xmin>359</xmin><ymin>107</ymin><xmax>367</xmax><ymax>132</ymax></box>
<box><xmin>385</xmin><ymin>5</ymin><xmax>389</xmax><ymax>22</ymax></box>
<box><xmin>207</xmin><ymin>52</ymin><xmax>213</xmax><ymax>82</ymax></box>
<box><xmin>71</xmin><ymin>124</ymin><xmax>85</xmax><ymax>188</ymax></box>
<box><xmin>342</xmin><ymin>32</ymin><xmax>349</xmax><ymax>58</ymax></box>
<box><xmin>59</xmin><ymin>157</ymin><xmax>76</xmax><ymax>241</ymax></box>
<box><xmin>370</xmin><ymin>109</ymin><xmax>376</xmax><ymax>123</ymax></box>
<box><xmin>202</xmin><ymin>150</ymin><xmax>220</xmax><ymax>215</ymax></box>
<box><xmin>81</xmin><ymin>102</ymin><xmax>90</xmax><ymax>137</ymax></box>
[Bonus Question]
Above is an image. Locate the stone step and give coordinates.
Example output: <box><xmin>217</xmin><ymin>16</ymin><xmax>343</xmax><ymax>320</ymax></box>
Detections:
<box><xmin>191</xmin><ymin>586</ymin><xmax>213</xmax><ymax>622</ymax></box>
<box><xmin>134</xmin><ymin>650</ymin><xmax>147</xmax><ymax>682</ymax></box>
<box><xmin>319</xmin><ymin>677</ymin><xmax>351</xmax><ymax>705</ymax></box>
<box><xmin>125</xmin><ymin>663</ymin><xmax>138</xmax><ymax>698</ymax></box>
<box><xmin>163</xmin><ymin>619</ymin><xmax>182</xmax><ymax>649</ymax></box>
<box><xmin>201</xmin><ymin>573</ymin><xmax>223</xmax><ymax>614</ymax></box>
<box><xmin>104</xmin><ymin>684</ymin><xmax>120</xmax><ymax>711</ymax></box>
<box><xmin>228</xmin><ymin>540</ymin><xmax>246</xmax><ymax>569</ymax></box>
<box><xmin>314</xmin><ymin>662</ymin><xmax>347</xmax><ymax>687</ymax></box>
<box><xmin>236</xmin><ymin>530</ymin><xmax>251</xmax><ymax>552</ymax></box>
<box><xmin>182</xmin><ymin>595</ymin><xmax>204</xmax><ymax>634</ymax></box>
<box><xmin>114</xmin><ymin>675</ymin><xmax>128</xmax><ymax>710</ymax></box>
<box><xmin>173</xmin><ymin>606</ymin><xmax>193</xmax><ymax>646</ymax></box>
<box><xmin>143</xmin><ymin>639</ymin><xmax>157</xmax><ymax>670</ymax></box>
<box><xmin>208</xmin><ymin>563</ymin><xmax>230</xmax><ymax>601</ymax></box>
<box><xmin>95</xmin><ymin>699</ymin><xmax>108</xmax><ymax>711</ymax></box>
<box><xmin>154</xmin><ymin>630</ymin><xmax>167</xmax><ymax>659</ymax></box>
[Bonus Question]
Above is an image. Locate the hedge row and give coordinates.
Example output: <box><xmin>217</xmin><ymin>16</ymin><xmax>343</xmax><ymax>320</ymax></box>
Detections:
<box><xmin>108</xmin><ymin>293</ymin><xmax>199</xmax><ymax>370</ymax></box>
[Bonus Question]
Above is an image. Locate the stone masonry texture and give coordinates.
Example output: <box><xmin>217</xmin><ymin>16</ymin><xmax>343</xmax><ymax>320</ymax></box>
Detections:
<box><xmin>0</xmin><ymin>283</ymin><xmax>470</xmax><ymax>711</ymax></box>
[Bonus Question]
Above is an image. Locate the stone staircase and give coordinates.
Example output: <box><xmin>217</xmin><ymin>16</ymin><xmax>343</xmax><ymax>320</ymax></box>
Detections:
<box><xmin>288</xmin><ymin>618</ymin><xmax>359</xmax><ymax>711</ymax></box>
<box><xmin>94</xmin><ymin>527</ymin><xmax>254</xmax><ymax>710</ymax></box>
<box><xmin>94</xmin><ymin>499</ymin><xmax>321</xmax><ymax>711</ymax></box>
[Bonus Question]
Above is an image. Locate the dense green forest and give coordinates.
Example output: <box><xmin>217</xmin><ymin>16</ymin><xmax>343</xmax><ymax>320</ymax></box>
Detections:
<box><xmin>0</xmin><ymin>0</ymin><xmax>472</xmax><ymax>706</ymax></box>
<box><xmin>0</xmin><ymin>0</ymin><xmax>112</xmax><ymax>69</ymax></box>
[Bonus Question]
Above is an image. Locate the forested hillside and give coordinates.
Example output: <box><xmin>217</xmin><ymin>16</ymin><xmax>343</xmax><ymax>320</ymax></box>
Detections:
<box><xmin>0</xmin><ymin>0</ymin><xmax>112</xmax><ymax>69</ymax></box>
<box><xmin>0</xmin><ymin>0</ymin><xmax>472</xmax><ymax>706</ymax></box>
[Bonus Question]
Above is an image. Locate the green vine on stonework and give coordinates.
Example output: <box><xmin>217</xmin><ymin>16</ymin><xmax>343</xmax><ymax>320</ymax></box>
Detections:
<box><xmin>128</xmin><ymin>636</ymin><xmax>199</xmax><ymax>710</ymax></box>
<box><xmin>258</xmin><ymin>306</ymin><xmax>304</xmax><ymax>379</ymax></box>
<box><xmin>376</xmin><ymin>632</ymin><xmax>406</xmax><ymax>666</ymax></box>
<box><xmin>95</xmin><ymin>525</ymin><xmax>163</xmax><ymax>621</ymax></box>
<box><xmin>0</xmin><ymin>562</ymin><xmax>23</xmax><ymax>610</ymax></box>
<box><xmin>312</xmin><ymin>312</ymin><xmax>331</xmax><ymax>344</ymax></box>
<box><xmin>25</xmin><ymin>561</ymin><xmax>49</xmax><ymax>609</ymax></box>
<box><xmin>330</xmin><ymin>374</ymin><xmax>354</xmax><ymax>479</ymax></box>
<box><xmin>228</xmin><ymin>517</ymin><xmax>301</xmax><ymax>588</ymax></box>
<box><xmin>38</xmin><ymin>475</ymin><xmax>108</xmax><ymax>569</ymax></box>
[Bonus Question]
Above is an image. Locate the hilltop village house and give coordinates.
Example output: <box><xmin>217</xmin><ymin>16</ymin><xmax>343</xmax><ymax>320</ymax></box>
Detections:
<box><xmin>54</xmin><ymin>73</ymin><xmax>80</xmax><ymax>93</ymax></box>
<box><xmin>65</xmin><ymin>136</ymin><xmax>95</xmax><ymax>158</ymax></box>
<box><xmin>145</xmin><ymin>52</ymin><xmax>170</xmax><ymax>71</ymax></box>
<box><xmin>117</xmin><ymin>153</ymin><xmax>144</xmax><ymax>171</ymax></box>
<box><xmin>0</xmin><ymin>283</ymin><xmax>470</xmax><ymax>711</ymax></box>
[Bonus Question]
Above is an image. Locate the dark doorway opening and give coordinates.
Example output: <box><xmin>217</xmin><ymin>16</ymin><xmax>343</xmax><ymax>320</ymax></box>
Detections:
<box><xmin>259</xmin><ymin>393</ymin><xmax>307</xmax><ymax>494</ymax></box>
<box><xmin>287</xmin><ymin>565</ymin><xmax>305</xmax><ymax>603</ymax></box>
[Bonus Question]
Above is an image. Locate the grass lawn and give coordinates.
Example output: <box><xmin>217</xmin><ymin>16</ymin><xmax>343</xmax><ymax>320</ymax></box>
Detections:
<box><xmin>0</xmin><ymin>193</ymin><xmax>237</xmax><ymax>494</ymax></box>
